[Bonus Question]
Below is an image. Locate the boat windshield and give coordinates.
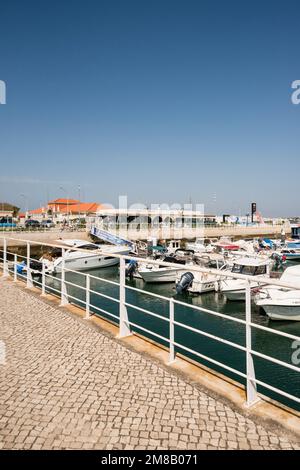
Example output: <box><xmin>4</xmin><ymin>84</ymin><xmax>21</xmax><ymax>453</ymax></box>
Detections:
<box><xmin>67</xmin><ymin>244</ymin><xmax>99</xmax><ymax>253</ymax></box>
<box><xmin>231</xmin><ymin>264</ymin><xmax>267</xmax><ymax>275</ymax></box>
<box><xmin>76</xmin><ymin>244</ymin><xmax>99</xmax><ymax>250</ymax></box>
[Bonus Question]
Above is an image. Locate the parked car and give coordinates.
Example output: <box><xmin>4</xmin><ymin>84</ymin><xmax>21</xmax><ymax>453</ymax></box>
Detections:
<box><xmin>25</xmin><ymin>219</ymin><xmax>40</xmax><ymax>228</ymax></box>
<box><xmin>40</xmin><ymin>219</ymin><xmax>55</xmax><ymax>228</ymax></box>
<box><xmin>0</xmin><ymin>217</ymin><xmax>16</xmax><ymax>228</ymax></box>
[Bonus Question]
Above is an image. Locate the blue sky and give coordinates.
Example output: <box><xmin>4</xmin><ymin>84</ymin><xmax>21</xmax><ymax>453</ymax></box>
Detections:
<box><xmin>0</xmin><ymin>0</ymin><xmax>299</xmax><ymax>216</ymax></box>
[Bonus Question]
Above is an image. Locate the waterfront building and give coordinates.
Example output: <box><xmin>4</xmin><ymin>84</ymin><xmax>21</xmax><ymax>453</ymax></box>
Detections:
<box><xmin>92</xmin><ymin>208</ymin><xmax>216</xmax><ymax>229</ymax></box>
<box><xmin>20</xmin><ymin>198</ymin><xmax>104</xmax><ymax>224</ymax></box>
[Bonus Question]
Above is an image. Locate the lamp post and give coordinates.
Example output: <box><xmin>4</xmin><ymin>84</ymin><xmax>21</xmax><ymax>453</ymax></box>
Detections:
<box><xmin>19</xmin><ymin>193</ymin><xmax>28</xmax><ymax>218</ymax></box>
<box><xmin>78</xmin><ymin>185</ymin><xmax>81</xmax><ymax>228</ymax></box>
<box><xmin>59</xmin><ymin>186</ymin><xmax>69</xmax><ymax>225</ymax></box>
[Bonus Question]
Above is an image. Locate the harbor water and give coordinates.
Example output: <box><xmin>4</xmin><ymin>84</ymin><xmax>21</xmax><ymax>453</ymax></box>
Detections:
<box><xmin>44</xmin><ymin>263</ymin><xmax>300</xmax><ymax>413</ymax></box>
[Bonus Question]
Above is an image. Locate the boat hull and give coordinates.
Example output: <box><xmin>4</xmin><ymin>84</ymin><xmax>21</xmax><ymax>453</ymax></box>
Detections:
<box><xmin>188</xmin><ymin>279</ymin><xmax>217</xmax><ymax>294</ymax></box>
<box><xmin>221</xmin><ymin>277</ymin><xmax>267</xmax><ymax>301</ymax></box>
<box><xmin>284</xmin><ymin>254</ymin><xmax>300</xmax><ymax>261</ymax></box>
<box><xmin>139</xmin><ymin>268</ymin><xmax>180</xmax><ymax>283</ymax></box>
<box><xmin>54</xmin><ymin>254</ymin><xmax>120</xmax><ymax>273</ymax></box>
<box><xmin>259</xmin><ymin>304</ymin><xmax>300</xmax><ymax>321</ymax></box>
<box><xmin>223</xmin><ymin>289</ymin><xmax>248</xmax><ymax>301</ymax></box>
<box><xmin>222</xmin><ymin>285</ymin><xmax>264</xmax><ymax>301</ymax></box>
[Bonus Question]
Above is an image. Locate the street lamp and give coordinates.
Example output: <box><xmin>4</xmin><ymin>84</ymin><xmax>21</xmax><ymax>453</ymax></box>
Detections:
<box><xmin>19</xmin><ymin>194</ymin><xmax>28</xmax><ymax>217</ymax></box>
<box><xmin>59</xmin><ymin>186</ymin><xmax>69</xmax><ymax>224</ymax></box>
<box><xmin>78</xmin><ymin>185</ymin><xmax>81</xmax><ymax>227</ymax></box>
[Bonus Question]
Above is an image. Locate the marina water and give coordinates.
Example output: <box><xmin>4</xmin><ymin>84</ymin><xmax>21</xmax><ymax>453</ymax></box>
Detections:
<box><xmin>43</xmin><ymin>262</ymin><xmax>300</xmax><ymax>413</ymax></box>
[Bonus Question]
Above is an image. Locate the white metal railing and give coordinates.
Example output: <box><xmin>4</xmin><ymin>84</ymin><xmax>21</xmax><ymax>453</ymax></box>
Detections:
<box><xmin>0</xmin><ymin>236</ymin><xmax>300</xmax><ymax>412</ymax></box>
<box><xmin>0</xmin><ymin>226</ymin><xmax>86</xmax><ymax>234</ymax></box>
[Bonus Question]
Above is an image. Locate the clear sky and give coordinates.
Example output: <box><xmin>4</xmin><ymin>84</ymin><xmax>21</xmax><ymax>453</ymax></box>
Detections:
<box><xmin>0</xmin><ymin>0</ymin><xmax>299</xmax><ymax>216</ymax></box>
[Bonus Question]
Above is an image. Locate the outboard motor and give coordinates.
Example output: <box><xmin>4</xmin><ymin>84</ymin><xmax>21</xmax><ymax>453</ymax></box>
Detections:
<box><xmin>125</xmin><ymin>259</ymin><xmax>138</xmax><ymax>279</ymax></box>
<box><xmin>176</xmin><ymin>272</ymin><xmax>194</xmax><ymax>294</ymax></box>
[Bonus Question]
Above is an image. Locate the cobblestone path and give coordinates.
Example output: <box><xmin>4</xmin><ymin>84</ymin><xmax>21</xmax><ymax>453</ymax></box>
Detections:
<box><xmin>0</xmin><ymin>279</ymin><xmax>299</xmax><ymax>450</ymax></box>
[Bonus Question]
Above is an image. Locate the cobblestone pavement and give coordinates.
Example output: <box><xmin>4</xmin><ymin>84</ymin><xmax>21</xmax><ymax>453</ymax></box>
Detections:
<box><xmin>0</xmin><ymin>279</ymin><xmax>299</xmax><ymax>450</ymax></box>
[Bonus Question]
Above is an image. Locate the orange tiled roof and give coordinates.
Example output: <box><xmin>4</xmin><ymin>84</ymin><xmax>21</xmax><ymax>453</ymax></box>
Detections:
<box><xmin>28</xmin><ymin>207</ymin><xmax>46</xmax><ymax>215</ymax></box>
<box><xmin>59</xmin><ymin>202</ymin><xmax>103</xmax><ymax>214</ymax></box>
<box><xmin>48</xmin><ymin>198</ymin><xmax>80</xmax><ymax>205</ymax></box>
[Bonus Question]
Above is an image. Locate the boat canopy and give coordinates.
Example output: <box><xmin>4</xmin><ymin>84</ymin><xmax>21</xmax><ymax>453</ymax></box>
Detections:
<box><xmin>232</xmin><ymin>257</ymin><xmax>270</xmax><ymax>267</ymax></box>
<box><xmin>148</xmin><ymin>245</ymin><xmax>167</xmax><ymax>252</ymax></box>
<box><xmin>287</xmin><ymin>242</ymin><xmax>300</xmax><ymax>249</ymax></box>
<box><xmin>280</xmin><ymin>265</ymin><xmax>300</xmax><ymax>285</ymax></box>
<box><xmin>262</xmin><ymin>238</ymin><xmax>274</xmax><ymax>248</ymax></box>
<box><xmin>231</xmin><ymin>257</ymin><xmax>269</xmax><ymax>276</ymax></box>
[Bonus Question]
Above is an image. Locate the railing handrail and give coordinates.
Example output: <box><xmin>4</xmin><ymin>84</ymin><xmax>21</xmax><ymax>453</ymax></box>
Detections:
<box><xmin>2</xmin><ymin>236</ymin><xmax>300</xmax><ymax>290</ymax></box>
<box><xmin>1</xmin><ymin>236</ymin><xmax>299</xmax><ymax>412</ymax></box>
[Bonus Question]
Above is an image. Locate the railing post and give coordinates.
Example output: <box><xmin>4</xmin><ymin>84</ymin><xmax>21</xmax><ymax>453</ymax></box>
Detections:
<box><xmin>2</xmin><ymin>238</ymin><xmax>9</xmax><ymax>278</ymax></box>
<box><xmin>13</xmin><ymin>253</ymin><xmax>17</xmax><ymax>282</ymax></box>
<box><xmin>168</xmin><ymin>298</ymin><xmax>176</xmax><ymax>364</ymax></box>
<box><xmin>245</xmin><ymin>280</ymin><xmax>259</xmax><ymax>407</ymax></box>
<box><xmin>41</xmin><ymin>261</ymin><xmax>46</xmax><ymax>296</ymax></box>
<box><xmin>26</xmin><ymin>241</ymin><xmax>33</xmax><ymax>288</ymax></box>
<box><xmin>85</xmin><ymin>274</ymin><xmax>90</xmax><ymax>319</ymax></box>
<box><xmin>118</xmin><ymin>257</ymin><xmax>131</xmax><ymax>338</ymax></box>
<box><xmin>60</xmin><ymin>248</ymin><xmax>69</xmax><ymax>306</ymax></box>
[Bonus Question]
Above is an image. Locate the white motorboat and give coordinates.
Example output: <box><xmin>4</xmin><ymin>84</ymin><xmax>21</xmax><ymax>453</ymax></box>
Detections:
<box><xmin>138</xmin><ymin>252</ymin><xmax>193</xmax><ymax>283</ymax></box>
<box><xmin>139</xmin><ymin>264</ymin><xmax>183</xmax><ymax>283</ymax></box>
<box><xmin>43</xmin><ymin>239</ymin><xmax>131</xmax><ymax>273</ymax></box>
<box><xmin>255</xmin><ymin>265</ymin><xmax>300</xmax><ymax>321</ymax></box>
<box><xmin>166</xmin><ymin>240</ymin><xmax>181</xmax><ymax>253</ymax></box>
<box><xmin>220</xmin><ymin>257</ymin><xmax>271</xmax><ymax>301</ymax></box>
<box><xmin>256</xmin><ymin>290</ymin><xmax>300</xmax><ymax>321</ymax></box>
<box><xmin>176</xmin><ymin>270</ymin><xmax>220</xmax><ymax>294</ymax></box>
<box><xmin>176</xmin><ymin>258</ymin><xmax>230</xmax><ymax>294</ymax></box>
<box><xmin>185</xmin><ymin>238</ymin><xmax>211</xmax><ymax>254</ymax></box>
<box><xmin>277</xmin><ymin>248</ymin><xmax>300</xmax><ymax>261</ymax></box>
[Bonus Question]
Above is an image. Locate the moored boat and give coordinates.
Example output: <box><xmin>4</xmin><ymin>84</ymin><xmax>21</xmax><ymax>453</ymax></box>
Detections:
<box><xmin>255</xmin><ymin>265</ymin><xmax>300</xmax><ymax>321</ymax></box>
<box><xmin>277</xmin><ymin>248</ymin><xmax>300</xmax><ymax>261</ymax></box>
<box><xmin>176</xmin><ymin>257</ymin><xmax>230</xmax><ymax>294</ymax></box>
<box><xmin>255</xmin><ymin>290</ymin><xmax>300</xmax><ymax>321</ymax></box>
<box><xmin>220</xmin><ymin>257</ymin><xmax>271</xmax><ymax>301</ymax></box>
<box><xmin>42</xmin><ymin>239</ymin><xmax>131</xmax><ymax>273</ymax></box>
<box><xmin>138</xmin><ymin>252</ymin><xmax>193</xmax><ymax>283</ymax></box>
